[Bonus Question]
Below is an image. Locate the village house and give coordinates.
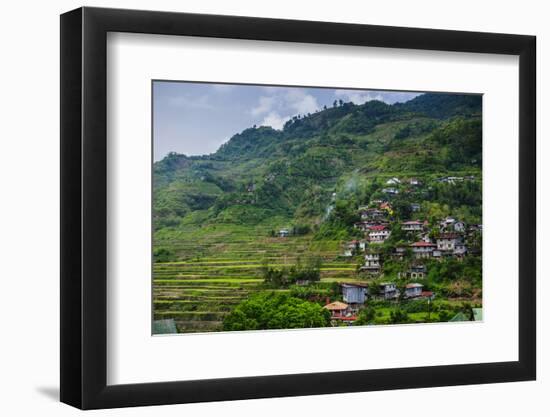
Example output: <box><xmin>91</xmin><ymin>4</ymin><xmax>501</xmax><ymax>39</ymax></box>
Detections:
<box><xmin>379</xmin><ymin>282</ymin><xmax>399</xmax><ymax>300</ymax></box>
<box><xmin>420</xmin><ymin>233</ymin><xmax>432</xmax><ymax>243</ymax></box>
<box><xmin>440</xmin><ymin>217</ymin><xmax>466</xmax><ymax>233</ymax></box>
<box><xmin>354</xmin><ymin>221</ymin><xmax>370</xmax><ymax>232</ymax></box>
<box><xmin>368</xmin><ymin>225</ymin><xmax>391</xmax><ymax>243</ymax></box>
<box><xmin>436</xmin><ymin>232</ymin><xmax>467</xmax><ymax>256</ymax></box>
<box><xmin>409</xmin><ymin>178</ymin><xmax>421</xmax><ymax>186</ymax></box>
<box><xmin>421</xmin><ymin>290</ymin><xmax>435</xmax><ymax>300</ymax></box>
<box><xmin>410</xmin><ymin>203</ymin><xmax>421</xmax><ymax>212</ymax></box>
<box><xmin>342</xmin><ymin>240</ymin><xmax>360</xmax><ymax>257</ymax></box>
<box><xmin>386</xmin><ymin>177</ymin><xmax>401</xmax><ymax>185</ymax></box>
<box><xmin>361</xmin><ymin>252</ymin><xmax>381</xmax><ymax>274</ymax></box>
<box><xmin>453</xmin><ymin>221</ymin><xmax>466</xmax><ymax>232</ymax></box>
<box><xmin>382</xmin><ymin>187</ymin><xmax>399</xmax><ymax>195</ymax></box>
<box><xmin>411</xmin><ymin>264</ymin><xmax>427</xmax><ymax>278</ymax></box>
<box><xmin>398</xmin><ymin>264</ymin><xmax>426</xmax><ymax>280</ymax></box>
<box><xmin>278</xmin><ymin>229</ymin><xmax>290</xmax><ymax>237</ymax></box>
<box><xmin>439</xmin><ymin>176</ymin><xmax>464</xmax><ymax>184</ymax></box>
<box><xmin>392</xmin><ymin>245</ymin><xmax>408</xmax><ymax>260</ymax></box>
<box><xmin>323</xmin><ymin>301</ymin><xmax>351</xmax><ymax>319</ymax></box>
<box><xmin>341</xmin><ymin>283</ymin><xmax>368</xmax><ymax>310</ymax></box>
<box><xmin>401</xmin><ymin>220</ymin><xmax>424</xmax><ymax>232</ymax></box>
<box><xmin>405</xmin><ymin>283</ymin><xmax>424</xmax><ymax>298</ymax></box>
<box><xmin>410</xmin><ymin>241</ymin><xmax>436</xmax><ymax>259</ymax></box>
<box><xmin>359</xmin><ymin>207</ymin><xmax>386</xmax><ymax>221</ymax></box>
<box><xmin>468</xmin><ymin>224</ymin><xmax>482</xmax><ymax>233</ymax></box>
<box><xmin>440</xmin><ymin>216</ymin><xmax>456</xmax><ymax>228</ymax></box>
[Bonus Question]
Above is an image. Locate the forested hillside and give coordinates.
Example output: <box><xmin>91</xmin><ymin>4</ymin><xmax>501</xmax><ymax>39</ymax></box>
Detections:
<box><xmin>152</xmin><ymin>92</ymin><xmax>482</xmax><ymax>333</ymax></box>
<box><xmin>154</xmin><ymin>93</ymin><xmax>481</xmax><ymax>238</ymax></box>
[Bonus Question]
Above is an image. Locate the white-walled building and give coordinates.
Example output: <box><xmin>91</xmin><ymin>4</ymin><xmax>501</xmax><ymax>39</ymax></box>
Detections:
<box><xmin>410</xmin><ymin>241</ymin><xmax>436</xmax><ymax>258</ymax></box>
<box><xmin>361</xmin><ymin>252</ymin><xmax>381</xmax><ymax>274</ymax></box>
<box><xmin>401</xmin><ymin>220</ymin><xmax>424</xmax><ymax>232</ymax></box>
<box><xmin>405</xmin><ymin>283</ymin><xmax>424</xmax><ymax>298</ymax></box>
<box><xmin>368</xmin><ymin>226</ymin><xmax>391</xmax><ymax>243</ymax></box>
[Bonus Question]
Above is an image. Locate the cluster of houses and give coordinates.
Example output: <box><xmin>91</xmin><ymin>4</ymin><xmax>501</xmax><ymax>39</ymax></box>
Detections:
<box><xmin>323</xmin><ymin>281</ymin><xmax>434</xmax><ymax>324</ymax></box>
<box><xmin>335</xmin><ymin>187</ymin><xmax>481</xmax><ymax>318</ymax></box>
<box><xmin>347</xmin><ymin>199</ymin><xmax>478</xmax><ymax>264</ymax></box>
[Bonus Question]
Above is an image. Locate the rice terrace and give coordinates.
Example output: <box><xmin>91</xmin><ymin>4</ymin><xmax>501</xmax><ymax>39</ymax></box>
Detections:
<box><xmin>152</xmin><ymin>82</ymin><xmax>483</xmax><ymax>334</ymax></box>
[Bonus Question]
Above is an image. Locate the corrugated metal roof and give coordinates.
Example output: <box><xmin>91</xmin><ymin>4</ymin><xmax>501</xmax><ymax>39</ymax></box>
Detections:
<box><xmin>153</xmin><ymin>319</ymin><xmax>178</xmax><ymax>334</ymax></box>
<box><xmin>472</xmin><ymin>308</ymin><xmax>483</xmax><ymax>321</ymax></box>
<box><xmin>449</xmin><ymin>312</ymin><xmax>469</xmax><ymax>322</ymax></box>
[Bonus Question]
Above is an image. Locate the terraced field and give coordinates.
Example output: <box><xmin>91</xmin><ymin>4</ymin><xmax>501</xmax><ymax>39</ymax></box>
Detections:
<box><xmin>153</xmin><ymin>224</ymin><xmax>362</xmax><ymax>333</ymax></box>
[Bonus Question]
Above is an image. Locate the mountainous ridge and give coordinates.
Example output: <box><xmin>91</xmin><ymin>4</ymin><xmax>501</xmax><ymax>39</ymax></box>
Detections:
<box><xmin>153</xmin><ymin>93</ymin><xmax>482</xmax><ymax>231</ymax></box>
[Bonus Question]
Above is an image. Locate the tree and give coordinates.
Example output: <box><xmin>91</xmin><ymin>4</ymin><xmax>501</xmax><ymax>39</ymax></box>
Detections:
<box><xmin>153</xmin><ymin>248</ymin><xmax>176</xmax><ymax>262</ymax></box>
<box><xmin>389</xmin><ymin>308</ymin><xmax>410</xmax><ymax>324</ymax></box>
<box><xmin>438</xmin><ymin>310</ymin><xmax>452</xmax><ymax>322</ymax></box>
<box><xmin>338</xmin><ymin>99</ymin><xmax>344</xmax><ymax>106</ymax></box>
<box><xmin>368</xmin><ymin>281</ymin><xmax>380</xmax><ymax>296</ymax></box>
<box><xmin>355</xmin><ymin>306</ymin><xmax>376</xmax><ymax>325</ymax></box>
<box><xmin>222</xmin><ymin>292</ymin><xmax>331</xmax><ymax>331</ymax></box>
<box><xmin>262</xmin><ymin>257</ymin><xmax>322</xmax><ymax>287</ymax></box>
<box><xmin>333</xmin><ymin>100</ymin><xmax>338</xmax><ymax>108</ymax></box>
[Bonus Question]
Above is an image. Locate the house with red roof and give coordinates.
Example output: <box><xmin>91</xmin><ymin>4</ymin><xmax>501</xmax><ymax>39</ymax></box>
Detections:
<box><xmin>410</xmin><ymin>241</ymin><xmax>436</xmax><ymax>259</ymax></box>
<box><xmin>368</xmin><ymin>225</ymin><xmax>391</xmax><ymax>243</ymax></box>
<box><xmin>323</xmin><ymin>301</ymin><xmax>351</xmax><ymax>319</ymax></box>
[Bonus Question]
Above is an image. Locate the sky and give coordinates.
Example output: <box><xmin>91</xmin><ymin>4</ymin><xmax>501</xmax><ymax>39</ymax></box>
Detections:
<box><xmin>153</xmin><ymin>81</ymin><xmax>422</xmax><ymax>161</ymax></box>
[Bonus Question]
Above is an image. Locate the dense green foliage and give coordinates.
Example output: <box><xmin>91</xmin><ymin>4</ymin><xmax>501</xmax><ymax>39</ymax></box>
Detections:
<box><xmin>153</xmin><ymin>93</ymin><xmax>482</xmax><ymax>234</ymax></box>
<box><xmin>153</xmin><ymin>92</ymin><xmax>483</xmax><ymax>333</ymax></box>
<box><xmin>262</xmin><ymin>257</ymin><xmax>322</xmax><ymax>287</ymax></box>
<box><xmin>222</xmin><ymin>292</ymin><xmax>331</xmax><ymax>331</ymax></box>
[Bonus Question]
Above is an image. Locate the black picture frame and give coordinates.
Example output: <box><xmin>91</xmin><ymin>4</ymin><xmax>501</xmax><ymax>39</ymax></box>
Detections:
<box><xmin>60</xmin><ymin>6</ymin><xmax>536</xmax><ymax>410</ymax></box>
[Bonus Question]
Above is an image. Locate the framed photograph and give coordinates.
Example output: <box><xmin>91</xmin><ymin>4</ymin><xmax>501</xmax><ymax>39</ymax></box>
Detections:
<box><xmin>60</xmin><ymin>6</ymin><xmax>536</xmax><ymax>409</ymax></box>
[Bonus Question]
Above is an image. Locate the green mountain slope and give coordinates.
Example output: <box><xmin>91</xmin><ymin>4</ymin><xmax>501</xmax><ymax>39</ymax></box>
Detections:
<box><xmin>153</xmin><ymin>93</ymin><xmax>482</xmax><ymax>232</ymax></box>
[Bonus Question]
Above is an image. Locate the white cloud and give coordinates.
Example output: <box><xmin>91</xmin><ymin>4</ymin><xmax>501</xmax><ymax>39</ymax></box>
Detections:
<box><xmin>334</xmin><ymin>89</ymin><xmax>384</xmax><ymax>105</ymax></box>
<box><xmin>335</xmin><ymin>89</ymin><xmax>422</xmax><ymax>105</ymax></box>
<box><xmin>260</xmin><ymin>112</ymin><xmax>288</xmax><ymax>130</ymax></box>
<box><xmin>249</xmin><ymin>88</ymin><xmax>320</xmax><ymax>128</ymax></box>
<box><xmin>285</xmin><ymin>89</ymin><xmax>319</xmax><ymax>114</ymax></box>
<box><xmin>250</xmin><ymin>96</ymin><xmax>276</xmax><ymax>116</ymax></box>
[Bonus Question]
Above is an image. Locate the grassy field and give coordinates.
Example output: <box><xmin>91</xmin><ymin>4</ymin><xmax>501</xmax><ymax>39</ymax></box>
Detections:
<box><xmin>153</xmin><ymin>222</ymin><xmax>366</xmax><ymax>333</ymax></box>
